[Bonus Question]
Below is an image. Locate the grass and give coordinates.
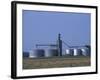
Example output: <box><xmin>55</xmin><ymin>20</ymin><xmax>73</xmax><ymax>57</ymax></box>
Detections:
<box><xmin>23</xmin><ymin>56</ymin><xmax>90</xmax><ymax>69</ymax></box>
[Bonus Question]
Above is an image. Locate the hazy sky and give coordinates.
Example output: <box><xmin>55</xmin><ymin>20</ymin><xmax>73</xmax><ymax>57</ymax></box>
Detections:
<box><xmin>22</xmin><ymin>10</ymin><xmax>91</xmax><ymax>52</ymax></box>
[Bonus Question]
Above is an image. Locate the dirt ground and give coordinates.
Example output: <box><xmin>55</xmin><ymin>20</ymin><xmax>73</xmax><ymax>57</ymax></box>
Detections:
<box><xmin>23</xmin><ymin>56</ymin><xmax>90</xmax><ymax>69</ymax></box>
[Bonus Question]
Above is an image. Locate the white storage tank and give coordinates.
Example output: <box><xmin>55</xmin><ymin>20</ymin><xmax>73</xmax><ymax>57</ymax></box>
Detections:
<box><xmin>29</xmin><ymin>50</ymin><xmax>34</xmax><ymax>58</ymax></box>
<box><xmin>81</xmin><ymin>48</ymin><xmax>90</xmax><ymax>56</ymax></box>
<box><xmin>73</xmin><ymin>48</ymin><xmax>82</xmax><ymax>56</ymax></box>
<box><xmin>65</xmin><ymin>49</ymin><xmax>74</xmax><ymax>56</ymax></box>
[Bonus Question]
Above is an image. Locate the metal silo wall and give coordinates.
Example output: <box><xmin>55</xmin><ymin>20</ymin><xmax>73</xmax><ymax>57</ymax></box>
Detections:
<box><xmin>29</xmin><ymin>49</ymin><xmax>45</xmax><ymax>58</ymax></box>
<box><xmin>65</xmin><ymin>49</ymin><xmax>74</xmax><ymax>56</ymax></box>
<box><xmin>23</xmin><ymin>52</ymin><xmax>29</xmax><ymax>58</ymax></box>
<box><xmin>45</xmin><ymin>49</ymin><xmax>58</xmax><ymax>57</ymax></box>
<box><xmin>73</xmin><ymin>48</ymin><xmax>82</xmax><ymax>56</ymax></box>
<box><xmin>81</xmin><ymin>48</ymin><xmax>90</xmax><ymax>56</ymax></box>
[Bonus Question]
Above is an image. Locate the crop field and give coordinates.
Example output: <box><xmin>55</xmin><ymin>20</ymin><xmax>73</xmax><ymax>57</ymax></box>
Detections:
<box><xmin>23</xmin><ymin>56</ymin><xmax>90</xmax><ymax>69</ymax></box>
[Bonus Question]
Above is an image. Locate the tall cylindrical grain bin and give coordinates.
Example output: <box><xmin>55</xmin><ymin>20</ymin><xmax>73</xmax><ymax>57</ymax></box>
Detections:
<box><xmin>81</xmin><ymin>48</ymin><xmax>90</xmax><ymax>56</ymax></box>
<box><xmin>29</xmin><ymin>50</ymin><xmax>34</xmax><ymax>58</ymax></box>
<box><xmin>73</xmin><ymin>48</ymin><xmax>82</xmax><ymax>56</ymax></box>
<box><xmin>45</xmin><ymin>49</ymin><xmax>58</xmax><ymax>57</ymax></box>
<box><xmin>65</xmin><ymin>49</ymin><xmax>74</xmax><ymax>56</ymax></box>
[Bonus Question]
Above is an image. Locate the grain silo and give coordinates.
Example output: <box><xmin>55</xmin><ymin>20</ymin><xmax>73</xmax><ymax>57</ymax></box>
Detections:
<box><xmin>29</xmin><ymin>49</ymin><xmax>45</xmax><ymax>58</ymax></box>
<box><xmin>73</xmin><ymin>48</ymin><xmax>82</xmax><ymax>56</ymax></box>
<box><xmin>45</xmin><ymin>49</ymin><xmax>58</xmax><ymax>57</ymax></box>
<box><xmin>23</xmin><ymin>52</ymin><xmax>29</xmax><ymax>58</ymax></box>
<box><xmin>81</xmin><ymin>48</ymin><xmax>90</xmax><ymax>56</ymax></box>
<box><xmin>29</xmin><ymin>50</ymin><xmax>34</xmax><ymax>58</ymax></box>
<box><xmin>65</xmin><ymin>49</ymin><xmax>74</xmax><ymax>56</ymax></box>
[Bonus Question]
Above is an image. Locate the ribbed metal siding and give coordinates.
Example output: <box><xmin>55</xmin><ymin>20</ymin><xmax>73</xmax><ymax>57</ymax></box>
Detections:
<box><xmin>29</xmin><ymin>49</ymin><xmax>45</xmax><ymax>58</ymax></box>
<box><xmin>45</xmin><ymin>49</ymin><xmax>58</xmax><ymax>57</ymax></box>
<box><xmin>81</xmin><ymin>48</ymin><xmax>90</xmax><ymax>56</ymax></box>
<box><xmin>65</xmin><ymin>49</ymin><xmax>74</xmax><ymax>56</ymax></box>
<box><xmin>73</xmin><ymin>49</ymin><xmax>82</xmax><ymax>56</ymax></box>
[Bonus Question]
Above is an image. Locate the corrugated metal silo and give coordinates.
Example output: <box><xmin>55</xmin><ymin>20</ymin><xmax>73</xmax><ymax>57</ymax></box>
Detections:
<box><xmin>65</xmin><ymin>49</ymin><xmax>74</xmax><ymax>56</ymax></box>
<box><xmin>29</xmin><ymin>49</ymin><xmax>45</xmax><ymax>58</ymax></box>
<box><xmin>45</xmin><ymin>49</ymin><xmax>58</xmax><ymax>57</ymax></box>
<box><xmin>81</xmin><ymin>48</ymin><xmax>90</xmax><ymax>56</ymax></box>
<box><xmin>29</xmin><ymin>50</ymin><xmax>34</xmax><ymax>58</ymax></box>
<box><xmin>23</xmin><ymin>52</ymin><xmax>29</xmax><ymax>58</ymax></box>
<box><xmin>73</xmin><ymin>48</ymin><xmax>82</xmax><ymax>56</ymax></box>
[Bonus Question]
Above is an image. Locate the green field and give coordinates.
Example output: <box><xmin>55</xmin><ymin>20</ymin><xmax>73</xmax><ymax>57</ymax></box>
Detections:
<box><xmin>23</xmin><ymin>56</ymin><xmax>90</xmax><ymax>69</ymax></box>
